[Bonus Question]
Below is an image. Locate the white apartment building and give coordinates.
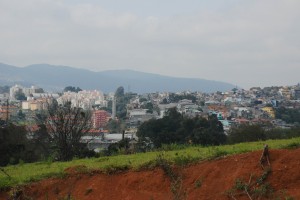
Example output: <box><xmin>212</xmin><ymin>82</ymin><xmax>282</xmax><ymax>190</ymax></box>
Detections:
<box><xmin>57</xmin><ymin>90</ymin><xmax>107</xmax><ymax>110</ymax></box>
<box><xmin>10</xmin><ymin>85</ymin><xmax>43</xmax><ymax>100</ymax></box>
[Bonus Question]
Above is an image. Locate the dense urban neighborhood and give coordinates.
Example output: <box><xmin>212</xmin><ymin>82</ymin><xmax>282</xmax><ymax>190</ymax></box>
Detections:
<box><xmin>1</xmin><ymin>84</ymin><xmax>300</xmax><ymax>132</ymax></box>
<box><xmin>1</xmin><ymin>83</ymin><xmax>300</xmax><ymax>163</ymax></box>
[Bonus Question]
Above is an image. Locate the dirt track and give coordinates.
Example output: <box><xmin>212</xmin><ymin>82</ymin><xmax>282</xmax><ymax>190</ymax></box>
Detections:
<box><xmin>1</xmin><ymin>148</ymin><xmax>300</xmax><ymax>200</ymax></box>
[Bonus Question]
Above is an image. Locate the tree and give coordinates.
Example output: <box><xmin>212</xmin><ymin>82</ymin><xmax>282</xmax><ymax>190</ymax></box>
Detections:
<box><xmin>141</xmin><ymin>102</ymin><xmax>154</xmax><ymax>113</ymax></box>
<box><xmin>17</xmin><ymin>110</ymin><xmax>26</xmax><ymax>120</ymax></box>
<box><xmin>35</xmin><ymin>88</ymin><xmax>44</xmax><ymax>93</ymax></box>
<box><xmin>137</xmin><ymin>109</ymin><xmax>226</xmax><ymax>147</ymax></box>
<box><xmin>114</xmin><ymin>86</ymin><xmax>136</xmax><ymax>119</ymax></box>
<box><xmin>275</xmin><ymin>107</ymin><xmax>300</xmax><ymax>124</ymax></box>
<box><xmin>14</xmin><ymin>91</ymin><xmax>26</xmax><ymax>101</ymax></box>
<box><xmin>115</xmin><ymin>86</ymin><xmax>125</xmax><ymax>98</ymax></box>
<box><xmin>137</xmin><ymin>108</ymin><xmax>184</xmax><ymax>147</ymax></box>
<box><xmin>44</xmin><ymin>100</ymin><xmax>92</xmax><ymax>161</ymax></box>
<box><xmin>23</xmin><ymin>124</ymin><xmax>52</xmax><ymax>163</ymax></box>
<box><xmin>63</xmin><ymin>86</ymin><xmax>82</xmax><ymax>93</ymax></box>
<box><xmin>106</xmin><ymin>119</ymin><xmax>125</xmax><ymax>133</ymax></box>
<box><xmin>139</xmin><ymin>97</ymin><xmax>147</xmax><ymax>103</ymax></box>
<box><xmin>0</xmin><ymin>124</ymin><xmax>29</xmax><ymax>166</ymax></box>
<box><xmin>190</xmin><ymin>115</ymin><xmax>226</xmax><ymax>145</ymax></box>
<box><xmin>227</xmin><ymin>124</ymin><xmax>266</xmax><ymax>144</ymax></box>
<box><xmin>161</xmin><ymin>98</ymin><xmax>168</xmax><ymax>104</ymax></box>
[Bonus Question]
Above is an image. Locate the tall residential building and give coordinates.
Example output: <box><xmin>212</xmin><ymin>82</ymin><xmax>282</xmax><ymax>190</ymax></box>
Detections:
<box><xmin>9</xmin><ymin>85</ymin><xmax>23</xmax><ymax>100</ymax></box>
<box><xmin>92</xmin><ymin>110</ymin><xmax>111</xmax><ymax>129</ymax></box>
<box><xmin>57</xmin><ymin>90</ymin><xmax>106</xmax><ymax>109</ymax></box>
<box><xmin>10</xmin><ymin>85</ymin><xmax>42</xmax><ymax>100</ymax></box>
<box><xmin>295</xmin><ymin>87</ymin><xmax>300</xmax><ymax>100</ymax></box>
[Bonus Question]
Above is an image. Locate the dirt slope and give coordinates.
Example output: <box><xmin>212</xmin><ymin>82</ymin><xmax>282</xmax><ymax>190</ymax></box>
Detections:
<box><xmin>1</xmin><ymin>148</ymin><xmax>300</xmax><ymax>200</ymax></box>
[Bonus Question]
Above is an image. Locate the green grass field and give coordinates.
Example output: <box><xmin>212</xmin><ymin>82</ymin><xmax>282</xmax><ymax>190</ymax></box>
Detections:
<box><xmin>1</xmin><ymin>137</ymin><xmax>300</xmax><ymax>189</ymax></box>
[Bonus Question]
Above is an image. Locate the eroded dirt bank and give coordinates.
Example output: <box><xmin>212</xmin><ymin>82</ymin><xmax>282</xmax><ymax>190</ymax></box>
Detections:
<box><xmin>1</xmin><ymin>148</ymin><xmax>300</xmax><ymax>200</ymax></box>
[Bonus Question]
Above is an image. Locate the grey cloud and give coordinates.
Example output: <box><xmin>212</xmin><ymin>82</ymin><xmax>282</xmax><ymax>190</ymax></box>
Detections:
<box><xmin>0</xmin><ymin>0</ymin><xmax>299</xmax><ymax>88</ymax></box>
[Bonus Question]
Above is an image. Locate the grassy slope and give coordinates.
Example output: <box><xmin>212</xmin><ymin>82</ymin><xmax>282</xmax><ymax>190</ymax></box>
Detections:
<box><xmin>1</xmin><ymin>137</ymin><xmax>300</xmax><ymax>189</ymax></box>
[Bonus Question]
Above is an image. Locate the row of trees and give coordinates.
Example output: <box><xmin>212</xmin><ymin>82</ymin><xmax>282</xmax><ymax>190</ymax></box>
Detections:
<box><xmin>1</xmin><ymin>86</ymin><xmax>130</xmax><ymax>166</ymax></box>
<box><xmin>137</xmin><ymin>108</ymin><xmax>226</xmax><ymax>147</ymax></box>
<box><xmin>63</xmin><ymin>86</ymin><xmax>82</xmax><ymax>93</ymax></box>
<box><xmin>161</xmin><ymin>93</ymin><xmax>197</xmax><ymax>104</ymax></box>
<box><xmin>137</xmin><ymin>107</ymin><xmax>300</xmax><ymax>148</ymax></box>
<box><xmin>0</xmin><ymin>99</ymin><xmax>95</xmax><ymax>166</ymax></box>
<box><xmin>0</xmin><ymin>123</ymin><xmax>51</xmax><ymax>166</ymax></box>
<box><xmin>275</xmin><ymin>107</ymin><xmax>300</xmax><ymax>124</ymax></box>
<box><xmin>227</xmin><ymin>124</ymin><xmax>300</xmax><ymax>144</ymax></box>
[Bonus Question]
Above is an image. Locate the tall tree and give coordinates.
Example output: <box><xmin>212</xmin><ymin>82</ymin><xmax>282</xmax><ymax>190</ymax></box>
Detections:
<box><xmin>114</xmin><ymin>86</ymin><xmax>136</xmax><ymax>119</ymax></box>
<box><xmin>45</xmin><ymin>99</ymin><xmax>92</xmax><ymax>161</ymax></box>
<box><xmin>190</xmin><ymin>115</ymin><xmax>226</xmax><ymax>145</ymax></box>
<box><xmin>115</xmin><ymin>86</ymin><xmax>125</xmax><ymax>98</ymax></box>
<box><xmin>0</xmin><ymin>124</ymin><xmax>28</xmax><ymax>166</ymax></box>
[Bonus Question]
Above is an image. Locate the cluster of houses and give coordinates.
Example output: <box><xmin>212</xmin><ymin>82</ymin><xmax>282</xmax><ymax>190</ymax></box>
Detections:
<box><xmin>1</xmin><ymin>83</ymin><xmax>300</xmax><ymax>152</ymax></box>
<box><xmin>125</xmin><ymin>84</ymin><xmax>300</xmax><ymax>132</ymax></box>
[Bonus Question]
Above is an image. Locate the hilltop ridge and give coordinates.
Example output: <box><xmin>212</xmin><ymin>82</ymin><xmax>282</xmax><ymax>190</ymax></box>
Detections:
<box><xmin>0</xmin><ymin>63</ymin><xmax>235</xmax><ymax>93</ymax></box>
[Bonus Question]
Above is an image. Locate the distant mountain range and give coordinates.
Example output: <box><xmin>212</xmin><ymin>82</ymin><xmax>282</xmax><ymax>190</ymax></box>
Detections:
<box><xmin>0</xmin><ymin>63</ymin><xmax>235</xmax><ymax>93</ymax></box>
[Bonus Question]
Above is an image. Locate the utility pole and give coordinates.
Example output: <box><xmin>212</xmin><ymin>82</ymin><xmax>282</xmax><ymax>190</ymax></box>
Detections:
<box><xmin>6</xmin><ymin>98</ymin><xmax>9</xmax><ymax>125</ymax></box>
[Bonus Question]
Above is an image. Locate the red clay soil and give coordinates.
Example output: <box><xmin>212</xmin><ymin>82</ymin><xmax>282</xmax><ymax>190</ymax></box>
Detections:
<box><xmin>1</xmin><ymin>148</ymin><xmax>300</xmax><ymax>200</ymax></box>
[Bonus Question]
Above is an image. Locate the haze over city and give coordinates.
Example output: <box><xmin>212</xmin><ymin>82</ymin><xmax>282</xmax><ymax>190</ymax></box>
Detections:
<box><xmin>0</xmin><ymin>0</ymin><xmax>299</xmax><ymax>88</ymax></box>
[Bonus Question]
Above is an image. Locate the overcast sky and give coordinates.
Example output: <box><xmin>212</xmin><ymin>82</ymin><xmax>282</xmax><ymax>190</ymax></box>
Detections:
<box><xmin>0</xmin><ymin>0</ymin><xmax>299</xmax><ymax>89</ymax></box>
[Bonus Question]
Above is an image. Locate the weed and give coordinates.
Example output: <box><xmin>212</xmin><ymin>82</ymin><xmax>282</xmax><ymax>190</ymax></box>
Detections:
<box><xmin>58</xmin><ymin>193</ymin><xmax>75</xmax><ymax>200</ymax></box>
<box><xmin>173</xmin><ymin>154</ymin><xmax>194</xmax><ymax>166</ymax></box>
<box><xmin>171</xmin><ymin>177</ymin><xmax>187</xmax><ymax>200</ymax></box>
<box><xmin>154</xmin><ymin>153</ymin><xmax>186</xmax><ymax>200</ymax></box>
<box><xmin>42</xmin><ymin>156</ymin><xmax>54</xmax><ymax>168</ymax></box>
<box><xmin>54</xmin><ymin>186</ymin><xmax>60</xmax><ymax>195</ymax></box>
<box><xmin>102</xmin><ymin>164</ymin><xmax>130</xmax><ymax>174</ymax></box>
<box><xmin>210</xmin><ymin>147</ymin><xmax>228</xmax><ymax>159</ymax></box>
<box><xmin>84</xmin><ymin>188</ymin><xmax>93</xmax><ymax>196</ymax></box>
<box><xmin>18</xmin><ymin>159</ymin><xmax>24</xmax><ymax>166</ymax></box>
<box><xmin>154</xmin><ymin>153</ymin><xmax>174</xmax><ymax>178</ymax></box>
<box><xmin>194</xmin><ymin>177</ymin><xmax>203</xmax><ymax>188</ymax></box>
<box><xmin>276</xmin><ymin>190</ymin><xmax>295</xmax><ymax>200</ymax></box>
<box><xmin>256</xmin><ymin>168</ymin><xmax>271</xmax><ymax>185</ymax></box>
<box><xmin>72</xmin><ymin>165</ymin><xmax>89</xmax><ymax>173</ymax></box>
<box><xmin>45</xmin><ymin>192</ymin><xmax>49</xmax><ymax>200</ymax></box>
<box><xmin>252</xmin><ymin>183</ymin><xmax>273</xmax><ymax>198</ymax></box>
<box><xmin>285</xmin><ymin>197</ymin><xmax>295</xmax><ymax>200</ymax></box>
<box><xmin>234</xmin><ymin>178</ymin><xmax>249</xmax><ymax>191</ymax></box>
<box><xmin>227</xmin><ymin>169</ymin><xmax>273</xmax><ymax>200</ymax></box>
<box><xmin>0</xmin><ymin>177</ymin><xmax>16</xmax><ymax>190</ymax></box>
<box><xmin>160</xmin><ymin>143</ymin><xmax>189</xmax><ymax>151</ymax></box>
<box><xmin>96</xmin><ymin>157</ymin><xmax>109</xmax><ymax>162</ymax></box>
<box><xmin>9</xmin><ymin>186</ymin><xmax>23</xmax><ymax>199</ymax></box>
<box><xmin>281</xmin><ymin>142</ymin><xmax>300</xmax><ymax>149</ymax></box>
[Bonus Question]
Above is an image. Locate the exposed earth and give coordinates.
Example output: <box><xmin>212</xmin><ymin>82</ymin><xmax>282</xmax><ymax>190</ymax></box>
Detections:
<box><xmin>1</xmin><ymin>148</ymin><xmax>300</xmax><ymax>200</ymax></box>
